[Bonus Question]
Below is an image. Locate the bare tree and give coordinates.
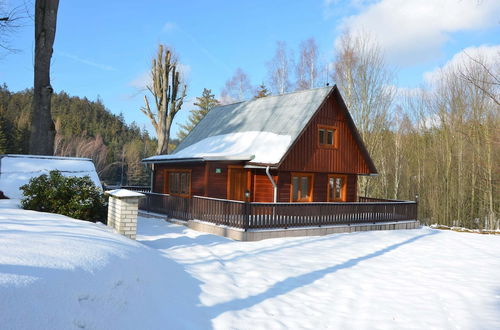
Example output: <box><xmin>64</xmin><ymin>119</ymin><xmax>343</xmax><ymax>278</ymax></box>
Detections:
<box><xmin>0</xmin><ymin>1</ymin><xmax>27</xmax><ymax>53</ymax></box>
<box><xmin>333</xmin><ymin>31</ymin><xmax>395</xmax><ymax>196</ymax></box>
<box><xmin>220</xmin><ymin>68</ymin><xmax>253</xmax><ymax>104</ymax></box>
<box><xmin>267</xmin><ymin>41</ymin><xmax>292</xmax><ymax>94</ymax></box>
<box><xmin>141</xmin><ymin>44</ymin><xmax>187</xmax><ymax>155</ymax></box>
<box><xmin>459</xmin><ymin>51</ymin><xmax>500</xmax><ymax>106</ymax></box>
<box><xmin>29</xmin><ymin>0</ymin><xmax>59</xmax><ymax>155</ymax></box>
<box><xmin>296</xmin><ymin>38</ymin><xmax>320</xmax><ymax>90</ymax></box>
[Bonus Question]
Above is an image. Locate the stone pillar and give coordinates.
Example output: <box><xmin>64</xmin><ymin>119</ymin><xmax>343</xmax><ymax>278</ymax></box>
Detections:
<box><xmin>105</xmin><ymin>189</ymin><xmax>145</xmax><ymax>240</ymax></box>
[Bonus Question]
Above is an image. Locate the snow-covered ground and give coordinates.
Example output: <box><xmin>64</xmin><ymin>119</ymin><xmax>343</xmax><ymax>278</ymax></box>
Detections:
<box><xmin>138</xmin><ymin>216</ymin><xmax>500</xmax><ymax>329</ymax></box>
<box><xmin>0</xmin><ymin>200</ymin><xmax>201</xmax><ymax>330</ymax></box>
<box><xmin>2</xmin><ymin>200</ymin><xmax>500</xmax><ymax>329</ymax></box>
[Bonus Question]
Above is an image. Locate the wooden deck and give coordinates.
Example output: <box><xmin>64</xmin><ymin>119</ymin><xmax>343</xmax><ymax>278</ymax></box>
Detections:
<box><xmin>137</xmin><ymin>192</ymin><xmax>418</xmax><ymax>230</ymax></box>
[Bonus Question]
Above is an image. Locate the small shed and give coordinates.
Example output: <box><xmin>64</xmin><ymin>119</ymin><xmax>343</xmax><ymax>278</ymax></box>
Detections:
<box><xmin>0</xmin><ymin>154</ymin><xmax>101</xmax><ymax>199</ymax></box>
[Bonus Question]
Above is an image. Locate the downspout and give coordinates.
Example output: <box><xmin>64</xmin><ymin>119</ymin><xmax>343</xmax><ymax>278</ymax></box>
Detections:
<box><xmin>265</xmin><ymin>166</ymin><xmax>278</xmax><ymax>203</ymax></box>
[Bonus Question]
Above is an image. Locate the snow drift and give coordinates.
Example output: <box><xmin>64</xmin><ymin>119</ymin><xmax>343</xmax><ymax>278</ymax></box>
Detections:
<box><xmin>0</xmin><ymin>200</ymin><xmax>203</xmax><ymax>330</ymax></box>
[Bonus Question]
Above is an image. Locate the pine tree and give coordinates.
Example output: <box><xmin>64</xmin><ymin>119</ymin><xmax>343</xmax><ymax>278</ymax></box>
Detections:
<box><xmin>255</xmin><ymin>84</ymin><xmax>270</xmax><ymax>98</ymax></box>
<box><xmin>177</xmin><ymin>88</ymin><xmax>219</xmax><ymax>140</ymax></box>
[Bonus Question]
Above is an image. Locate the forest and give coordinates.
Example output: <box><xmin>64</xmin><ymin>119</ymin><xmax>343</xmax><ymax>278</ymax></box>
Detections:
<box><xmin>0</xmin><ymin>84</ymin><xmax>159</xmax><ymax>186</ymax></box>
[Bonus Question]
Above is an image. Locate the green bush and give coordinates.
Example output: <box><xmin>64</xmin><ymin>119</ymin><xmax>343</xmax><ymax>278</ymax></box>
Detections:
<box><xmin>20</xmin><ymin>170</ymin><xmax>107</xmax><ymax>222</ymax></box>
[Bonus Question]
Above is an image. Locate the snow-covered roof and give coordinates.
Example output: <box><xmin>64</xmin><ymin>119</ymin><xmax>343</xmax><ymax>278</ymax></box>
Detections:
<box><xmin>0</xmin><ymin>154</ymin><xmax>102</xmax><ymax>199</ymax></box>
<box><xmin>143</xmin><ymin>131</ymin><xmax>291</xmax><ymax>164</ymax></box>
<box><xmin>144</xmin><ymin>86</ymin><xmax>333</xmax><ymax>165</ymax></box>
<box><xmin>106</xmin><ymin>189</ymin><xmax>145</xmax><ymax>198</ymax></box>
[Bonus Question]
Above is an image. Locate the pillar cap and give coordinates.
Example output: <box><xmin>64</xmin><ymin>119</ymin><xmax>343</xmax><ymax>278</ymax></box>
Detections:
<box><xmin>105</xmin><ymin>189</ymin><xmax>145</xmax><ymax>199</ymax></box>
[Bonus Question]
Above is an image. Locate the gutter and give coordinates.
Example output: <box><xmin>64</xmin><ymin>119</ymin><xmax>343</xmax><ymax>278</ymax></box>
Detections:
<box><xmin>265</xmin><ymin>166</ymin><xmax>278</xmax><ymax>203</ymax></box>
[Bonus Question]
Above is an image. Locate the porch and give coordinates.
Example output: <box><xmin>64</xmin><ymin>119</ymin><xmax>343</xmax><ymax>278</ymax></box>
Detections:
<box><xmin>131</xmin><ymin>189</ymin><xmax>418</xmax><ymax>231</ymax></box>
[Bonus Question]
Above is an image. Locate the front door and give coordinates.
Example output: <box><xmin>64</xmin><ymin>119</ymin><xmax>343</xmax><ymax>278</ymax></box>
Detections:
<box><xmin>228</xmin><ymin>167</ymin><xmax>247</xmax><ymax>201</ymax></box>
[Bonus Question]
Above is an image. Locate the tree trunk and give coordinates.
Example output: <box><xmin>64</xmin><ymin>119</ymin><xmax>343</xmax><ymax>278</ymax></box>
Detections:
<box><xmin>30</xmin><ymin>0</ymin><xmax>59</xmax><ymax>155</ymax></box>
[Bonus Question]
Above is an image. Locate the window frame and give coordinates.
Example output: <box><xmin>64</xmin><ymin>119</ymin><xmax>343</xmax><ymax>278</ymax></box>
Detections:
<box><xmin>163</xmin><ymin>169</ymin><xmax>192</xmax><ymax>197</ymax></box>
<box><xmin>290</xmin><ymin>172</ymin><xmax>314</xmax><ymax>202</ymax></box>
<box><xmin>327</xmin><ymin>174</ymin><xmax>347</xmax><ymax>202</ymax></box>
<box><xmin>317</xmin><ymin>124</ymin><xmax>338</xmax><ymax>149</ymax></box>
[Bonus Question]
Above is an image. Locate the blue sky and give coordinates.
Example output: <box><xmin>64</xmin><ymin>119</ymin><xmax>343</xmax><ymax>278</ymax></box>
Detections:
<box><xmin>1</xmin><ymin>0</ymin><xmax>499</xmax><ymax>136</ymax></box>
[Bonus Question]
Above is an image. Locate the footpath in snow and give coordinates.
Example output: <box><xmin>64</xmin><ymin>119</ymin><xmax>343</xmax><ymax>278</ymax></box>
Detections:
<box><xmin>1</xmin><ymin>199</ymin><xmax>500</xmax><ymax>329</ymax></box>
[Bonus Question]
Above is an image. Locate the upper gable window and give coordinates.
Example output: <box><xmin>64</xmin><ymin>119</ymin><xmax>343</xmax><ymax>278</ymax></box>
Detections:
<box><xmin>318</xmin><ymin>125</ymin><xmax>338</xmax><ymax>148</ymax></box>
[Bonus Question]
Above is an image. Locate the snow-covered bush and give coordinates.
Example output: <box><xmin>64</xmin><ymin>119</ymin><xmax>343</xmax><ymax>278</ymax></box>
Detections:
<box><xmin>20</xmin><ymin>170</ymin><xmax>106</xmax><ymax>222</ymax></box>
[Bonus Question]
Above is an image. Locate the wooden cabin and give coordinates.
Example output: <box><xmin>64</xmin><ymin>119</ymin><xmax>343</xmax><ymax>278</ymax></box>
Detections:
<box><xmin>142</xmin><ymin>86</ymin><xmax>377</xmax><ymax>203</ymax></box>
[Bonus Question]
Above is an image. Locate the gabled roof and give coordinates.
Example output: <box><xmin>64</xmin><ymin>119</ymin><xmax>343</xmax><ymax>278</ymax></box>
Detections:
<box><xmin>143</xmin><ymin>86</ymin><xmax>334</xmax><ymax>164</ymax></box>
<box><xmin>142</xmin><ymin>86</ymin><xmax>377</xmax><ymax>174</ymax></box>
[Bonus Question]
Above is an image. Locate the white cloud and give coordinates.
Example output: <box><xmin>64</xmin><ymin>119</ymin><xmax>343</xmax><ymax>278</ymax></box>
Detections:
<box><xmin>336</xmin><ymin>0</ymin><xmax>500</xmax><ymax>66</ymax></box>
<box><xmin>129</xmin><ymin>71</ymin><xmax>150</xmax><ymax>90</ymax></box>
<box><xmin>162</xmin><ymin>22</ymin><xmax>176</xmax><ymax>33</ymax></box>
<box><xmin>58</xmin><ymin>52</ymin><xmax>116</xmax><ymax>71</ymax></box>
<box><xmin>423</xmin><ymin>44</ymin><xmax>500</xmax><ymax>84</ymax></box>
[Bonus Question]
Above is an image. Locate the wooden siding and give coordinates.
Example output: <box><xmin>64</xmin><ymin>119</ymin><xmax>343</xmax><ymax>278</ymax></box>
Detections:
<box><xmin>205</xmin><ymin>162</ymin><xmax>229</xmax><ymax>199</ymax></box>
<box><xmin>347</xmin><ymin>174</ymin><xmax>357</xmax><ymax>202</ymax></box>
<box><xmin>275</xmin><ymin>171</ymin><xmax>357</xmax><ymax>202</ymax></box>
<box><xmin>279</xmin><ymin>92</ymin><xmax>371</xmax><ymax>174</ymax></box>
<box><xmin>277</xmin><ymin>172</ymin><xmax>291</xmax><ymax>202</ymax></box>
<box><xmin>252</xmin><ymin>170</ymin><xmax>278</xmax><ymax>202</ymax></box>
<box><xmin>152</xmin><ymin>163</ymin><xmax>205</xmax><ymax>196</ymax></box>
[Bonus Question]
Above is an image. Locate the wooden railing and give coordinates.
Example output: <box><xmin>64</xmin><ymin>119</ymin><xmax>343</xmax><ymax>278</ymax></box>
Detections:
<box><xmin>358</xmin><ymin>196</ymin><xmax>409</xmax><ymax>203</ymax></box>
<box><xmin>139</xmin><ymin>193</ymin><xmax>418</xmax><ymax>230</ymax></box>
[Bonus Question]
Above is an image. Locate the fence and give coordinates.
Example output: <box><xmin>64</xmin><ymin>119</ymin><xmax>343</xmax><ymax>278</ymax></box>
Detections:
<box><xmin>139</xmin><ymin>193</ymin><xmax>418</xmax><ymax>230</ymax></box>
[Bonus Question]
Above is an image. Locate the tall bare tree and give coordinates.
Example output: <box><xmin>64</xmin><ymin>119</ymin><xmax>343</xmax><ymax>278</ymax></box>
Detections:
<box><xmin>267</xmin><ymin>41</ymin><xmax>292</xmax><ymax>94</ymax></box>
<box><xmin>459</xmin><ymin>51</ymin><xmax>500</xmax><ymax>106</ymax></box>
<box><xmin>141</xmin><ymin>44</ymin><xmax>187</xmax><ymax>155</ymax></box>
<box><xmin>296</xmin><ymin>38</ymin><xmax>320</xmax><ymax>90</ymax></box>
<box><xmin>220</xmin><ymin>68</ymin><xmax>253</xmax><ymax>104</ymax></box>
<box><xmin>29</xmin><ymin>0</ymin><xmax>59</xmax><ymax>155</ymax></box>
<box><xmin>333</xmin><ymin>31</ymin><xmax>395</xmax><ymax>196</ymax></box>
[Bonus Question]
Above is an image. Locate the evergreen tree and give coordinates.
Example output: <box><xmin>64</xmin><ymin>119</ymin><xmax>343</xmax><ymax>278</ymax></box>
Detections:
<box><xmin>255</xmin><ymin>84</ymin><xmax>270</xmax><ymax>98</ymax></box>
<box><xmin>177</xmin><ymin>88</ymin><xmax>219</xmax><ymax>140</ymax></box>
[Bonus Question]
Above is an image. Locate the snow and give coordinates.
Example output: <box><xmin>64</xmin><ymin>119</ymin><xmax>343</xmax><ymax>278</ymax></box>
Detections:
<box><xmin>2</xmin><ymin>201</ymin><xmax>500</xmax><ymax>329</ymax></box>
<box><xmin>0</xmin><ymin>155</ymin><xmax>101</xmax><ymax>199</ymax></box>
<box><xmin>105</xmin><ymin>189</ymin><xmax>145</xmax><ymax>198</ymax></box>
<box><xmin>0</xmin><ymin>201</ymin><xmax>202</xmax><ymax>330</ymax></box>
<box><xmin>143</xmin><ymin>131</ymin><xmax>292</xmax><ymax>164</ymax></box>
<box><xmin>137</xmin><ymin>216</ymin><xmax>500</xmax><ymax>329</ymax></box>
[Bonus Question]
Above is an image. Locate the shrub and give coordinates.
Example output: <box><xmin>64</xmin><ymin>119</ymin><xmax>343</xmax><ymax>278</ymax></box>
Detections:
<box><xmin>20</xmin><ymin>171</ymin><xmax>107</xmax><ymax>222</ymax></box>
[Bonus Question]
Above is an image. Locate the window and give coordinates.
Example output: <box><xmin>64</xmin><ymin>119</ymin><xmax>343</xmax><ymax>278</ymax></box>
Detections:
<box><xmin>318</xmin><ymin>125</ymin><xmax>337</xmax><ymax>148</ymax></box>
<box><xmin>291</xmin><ymin>173</ymin><xmax>314</xmax><ymax>202</ymax></box>
<box><xmin>328</xmin><ymin>174</ymin><xmax>347</xmax><ymax>202</ymax></box>
<box><xmin>166</xmin><ymin>170</ymin><xmax>191</xmax><ymax>196</ymax></box>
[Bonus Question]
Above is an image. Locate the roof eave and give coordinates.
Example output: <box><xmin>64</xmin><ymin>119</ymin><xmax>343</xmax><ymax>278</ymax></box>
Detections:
<box><xmin>141</xmin><ymin>155</ymin><xmax>254</xmax><ymax>164</ymax></box>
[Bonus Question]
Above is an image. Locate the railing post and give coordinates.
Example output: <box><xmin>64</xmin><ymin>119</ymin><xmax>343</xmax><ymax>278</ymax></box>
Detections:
<box><xmin>415</xmin><ymin>194</ymin><xmax>419</xmax><ymax>221</ymax></box>
<box><xmin>244</xmin><ymin>201</ymin><xmax>250</xmax><ymax>230</ymax></box>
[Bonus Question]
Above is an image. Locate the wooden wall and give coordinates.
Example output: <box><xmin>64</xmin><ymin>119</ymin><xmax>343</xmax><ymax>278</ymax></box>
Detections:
<box><xmin>279</xmin><ymin>91</ymin><xmax>371</xmax><ymax>174</ymax></box>
<box><xmin>152</xmin><ymin>164</ymin><xmax>358</xmax><ymax>202</ymax></box>
<box><xmin>251</xmin><ymin>170</ymin><xmax>278</xmax><ymax>202</ymax></box>
<box><xmin>205</xmin><ymin>162</ymin><xmax>229</xmax><ymax>199</ymax></box>
<box><xmin>152</xmin><ymin>163</ymin><xmax>205</xmax><ymax>195</ymax></box>
<box><xmin>275</xmin><ymin>172</ymin><xmax>357</xmax><ymax>203</ymax></box>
